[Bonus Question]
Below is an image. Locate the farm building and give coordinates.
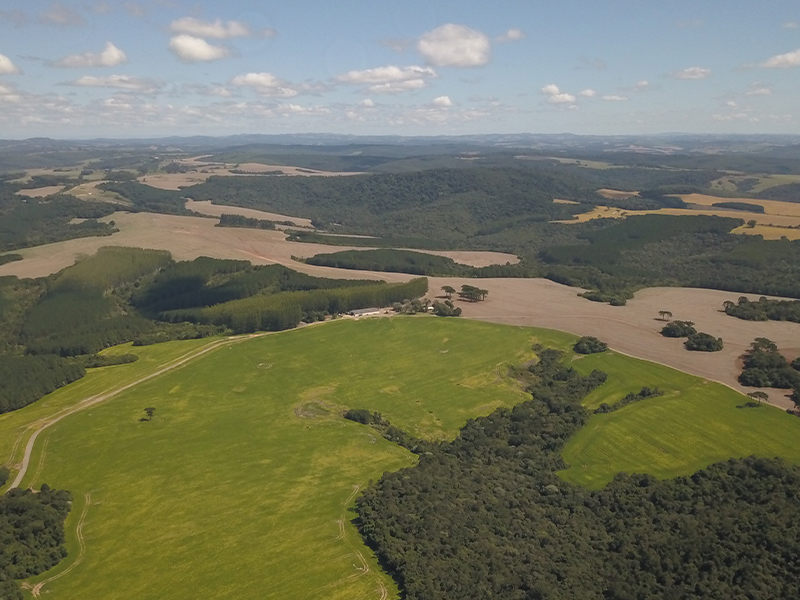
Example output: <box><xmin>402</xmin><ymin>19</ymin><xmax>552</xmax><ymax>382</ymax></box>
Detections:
<box><xmin>349</xmin><ymin>307</ymin><xmax>381</xmax><ymax>317</ymax></box>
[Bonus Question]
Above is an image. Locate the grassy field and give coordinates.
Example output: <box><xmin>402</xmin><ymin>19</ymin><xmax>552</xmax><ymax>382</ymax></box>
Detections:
<box><xmin>559</xmin><ymin>348</ymin><xmax>800</xmax><ymax>489</ymax></box>
<box><xmin>12</xmin><ymin>318</ymin><xmax>535</xmax><ymax>600</ymax></box>
<box><xmin>5</xmin><ymin>317</ymin><xmax>800</xmax><ymax>598</ymax></box>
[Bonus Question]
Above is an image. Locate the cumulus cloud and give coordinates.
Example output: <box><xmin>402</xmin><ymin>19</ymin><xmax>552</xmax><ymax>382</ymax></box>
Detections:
<box><xmin>633</xmin><ymin>80</ymin><xmax>650</xmax><ymax>91</ymax></box>
<box><xmin>417</xmin><ymin>24</ymin><xmax>491</xmax><ymax>67</ymax></box>
<box><xmin>578</xmin><ymin>89</ymin><xmax>597</xmax><ymax>97</ymax></box>
<box><xmin>52</xmin><ymin>42</ymin><xmax>127</xmax><ymax>68</ymax></box>
<box><xmin>359</xmin><ymin>98</ymin><xmax>376</xmax><ymax>107</ymax></box>
<box><xmin>170</xmin><ymin>17</ymin><xmax>271</xmax><ymax>39</ymax></box>
<box><xmin>0</xmin><ymin>54</ymin><xmax>21</xmax><ymax>75</ymax></box>
<box><xmin>336</xmin><ymin>65</ymin><xmax>437</xmax><ymax>94</ymax></box>
<box><xmin>746</xmin><ymin>86</ymin><xmax>772</xmax><ymax>96</ymax></box>
<box><xmin>68</xmin><ymin>75</ymin><xmax>163</xmax><ymax>93</ymax></box>
<box><xmin>540</xmin><ymin>84</ymin><xmax>575</xmax><ymax>103</ymax></box>
<box><xmin>40</xmin><ymin>3</ymin><xmax>84</xmax><ymax>26</ymax></box>
<box><xmin>169</xmin><ymin>35</ymin><xmax>232</xmax><ymax>62</ymax></box>
<box><xmin>672</xmin><ymin>66</ymin><xmax>711</xmax><ymax>79</ymax></box>
<box><xmin>231</xmin><ymin>72</ymin><xmax>298</xmax><ymax>97</ymax></box>
<box><xmin>602</xmin><ymin>95</ymin><xmax>628</xmax><ymax>101</ymax></box>
<box><xmin>432</xmin><ymin>95</ymin><xmax>453</xmax><ymax>107</ymax></box>
<box><xmin>496</xmin><ymin>28</ymin><xmax>524</xmax><ymax>43</ymax></box>
<box><xmin>760</xmin><ymin>48</ymin><xmax>800</xmax><ymax>68</ymax></box>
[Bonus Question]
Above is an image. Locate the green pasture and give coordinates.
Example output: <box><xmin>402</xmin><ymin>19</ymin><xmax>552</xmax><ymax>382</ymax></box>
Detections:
<box><xmin>559</xmin><ymin>349</ymin><xmax>800</xmax><ymax>489</ymax></box>
<box><xmin>5</xmin><ymin>317</ymin><xmax>800</xmax><ymax>599</ymax></box>
<box><xmin>15</xmin><ymin>318</ymin><xmax>535</xmax><ymax>600</ymax></box>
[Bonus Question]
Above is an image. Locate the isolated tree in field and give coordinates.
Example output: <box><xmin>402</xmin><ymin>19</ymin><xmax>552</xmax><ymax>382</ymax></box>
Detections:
<box><xmin>747</xmin><ymin>391</ymin><xmax>769</xmax><ymax>405</ymax></box>
<box><xmin>441</xmin><ymin>285</ymin><xmax>455</xmax><ymax>300</ymax></box>
<box><xmin>143</xmin><ymin>407</ymin><xmax>156</xmax><ymax>421</ymax></box>
<box><xmin>658</xmin><ymin>310</ymin><xmax>673</xmax><ymax>321</ymax></box>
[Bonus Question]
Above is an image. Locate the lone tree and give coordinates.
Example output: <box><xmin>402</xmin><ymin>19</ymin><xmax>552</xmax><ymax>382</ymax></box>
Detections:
<box><xmin>747</xmin><ymin>391</ymin><xmax>769</xmax><ymax>405</ymax></box>
<box><xmin>441</xmin><ymin>285</ymin><xmax>456</xmax><ymax>300</ymax></box>
<box><xmin>658</xmin><ymin>310</ymin><xmax>673</xmax><ymax>321</ymax></box>
<box><xmin>143</xmin><ymin>407</ymin><xmax>156</xmax><ymax>421</ymax></box>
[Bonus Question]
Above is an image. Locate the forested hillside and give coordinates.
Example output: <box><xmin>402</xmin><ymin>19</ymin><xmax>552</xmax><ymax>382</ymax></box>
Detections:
<box><xmin>356</xmin><ymin>346</ymin><xmax>800</xmax><ymax>599</ymax></box>
<box><xmin>0</xmin><ymin>248</ymin><xmax>428</xmax><ymax>414</ymax></box>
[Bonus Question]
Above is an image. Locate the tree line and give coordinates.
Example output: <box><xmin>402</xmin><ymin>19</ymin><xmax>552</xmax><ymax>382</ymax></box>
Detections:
<box><xmin>355</xmin><ymin>344</ymin><xmax>800</xmax><ymax>599</ymax></box>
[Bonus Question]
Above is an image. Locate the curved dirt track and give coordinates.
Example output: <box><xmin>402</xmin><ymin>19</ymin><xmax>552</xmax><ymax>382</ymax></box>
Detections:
<box><xmin>8</xmin><ymin>335</ymin><xmax>259</xmax><ymax>490</ymax></box>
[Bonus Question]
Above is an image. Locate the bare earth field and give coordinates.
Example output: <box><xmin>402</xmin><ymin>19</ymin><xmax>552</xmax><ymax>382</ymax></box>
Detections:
<box><xmin>426</xmin><ymin>277</ymin><xmax>800</xmax><ymax>410</ymax></box>
<box><xmin>0</xmin><ymin>211</ymin><xmax>796</xmax><ymax>408</ymax></box>
<box><xmin>0</xmin><ymin>212</ymin><xmax>517</xmax><ymax>279</ymax></box>
<box><xmin>184</xmin><ymin>200</ymin><xmax>314</xmax><ymax>228</ymax></box>
<box><xmin>15</xmin><ymin>186</ymin><xmax>65</xmax><ymax>198</ymax></box>
<box><xmin>576</xmin><ymin>191</ymin><xmax>800</xmax><ymax>239</ymax></box>
<box><xmin>139</xmin><ymin>157</ymin><xmax>363</xmax><ymax>190</ymax></box>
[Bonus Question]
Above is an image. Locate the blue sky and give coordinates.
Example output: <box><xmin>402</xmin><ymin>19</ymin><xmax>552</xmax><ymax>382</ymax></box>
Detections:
<box><xmin>0</xmin><ymin>1</ymin><xmax>799</xmax><ymax>138</ymax></box>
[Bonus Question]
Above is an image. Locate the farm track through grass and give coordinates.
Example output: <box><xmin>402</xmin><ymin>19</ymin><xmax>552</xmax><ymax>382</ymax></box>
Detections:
<box><xmin>4</xmin><ymin>318</ymin><xmax>800</xmax><ymax>598</ymax></box>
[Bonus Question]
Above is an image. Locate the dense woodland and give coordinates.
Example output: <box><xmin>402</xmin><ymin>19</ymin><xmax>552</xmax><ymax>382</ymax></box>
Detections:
<box><xmin>356</xmin><ymin>346</ymin><xmax>800</xmax><ymax>599</ymax></box>
<box><xmin>724</xmin><ymin>296</ymin><xmax>800</xmax><ymax>323</ymax></box>
<box><xmin>0</xmin><ymin>486</ymin><xmax>71</xmax><ymax>600</ymax></box>
<box><xmin>185</xmin><ymin>169</ymin><xmax>800</xmax><ymax>300</ymax></box>
<box><xmin>0</xmin><ymin>247</ymin><xmax>428</xmax><ymax>414</ymax></box>
<box><xmin>0</xmin><ymin>187</ymin><xmax>117</xmax><ymax>252</ymax></box>
<box><xmin>738</xmin><ymin>338</ymin><xmax>800</xmax><ymax>391</ymax></box>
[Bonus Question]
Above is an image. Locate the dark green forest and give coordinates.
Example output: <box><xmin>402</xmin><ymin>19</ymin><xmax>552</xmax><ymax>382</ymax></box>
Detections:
<box><xmin>724</xmin><ymin>296</ymin><xmax>800</xmax><ymax>323</ymax></box>
<box><xmin>0</xmin><ymin>187</ymin><xmax>117</xmax><ymax>252</ymax></box>
<box><xmin>185</xmin><ymin>169</ymin><xmax>800</xmax><ymax>300</ymax></box>
<box><xmin>0</xmin><ymin>248</ymin><xmax>428</xmax><ymax>414</ymax></box>
<box><xmin>356</xmin><ymin>345</ymin><xmax>800</xmax><ymax>600</ymax></box>
<box><xmin>0</xmin><ymin>485</ymin><xmax>71</xmax><ymax>600</ymax></box>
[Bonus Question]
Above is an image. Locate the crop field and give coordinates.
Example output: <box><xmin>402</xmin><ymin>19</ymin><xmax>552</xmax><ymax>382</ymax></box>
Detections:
<box><xmin>2</xmin><ymin>318</ymin><xmax>799</xmax><ymax>597</ymax></box>
<box><xmin>557</xmin><ymin>192</ymin><xmax>800</xmax><ymax>238</ymax></box>
<box><xmin>9</xmin><ymin>318</ymin><xmax>535</xmax><ymax>600</ymax></box>
<box><xmin>559</xmin><ymin>349</ymin><xmax>800</xmax><ymax>489</ymax></box>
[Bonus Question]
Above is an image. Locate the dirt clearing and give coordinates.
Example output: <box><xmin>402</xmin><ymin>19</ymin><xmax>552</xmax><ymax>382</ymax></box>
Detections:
<box><xmin>0</xmin><ymin>212</ymin><xmax>516</xmax><ymax>280</ymax></box>
<box><xmin>426</xmin><ymin>277</ymin><xmax>800</xmax><ymax>409</ymax></box>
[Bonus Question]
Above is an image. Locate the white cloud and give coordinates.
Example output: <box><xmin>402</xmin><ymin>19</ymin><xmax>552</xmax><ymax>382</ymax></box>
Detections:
<box><xmin>53</xmin><ymin>42</ymin><xmax>127</xmax><ymax>68</ymax></box>
<box><xmin>68</xmin><ymin>75</ymin><xmax>162</xmax><ymax>93</ymax></box>
<box><xmin>540</xmin><ymin>84</ymin><xmax>575</xmax><ymax>103</ymax></box>
<box><xmin>578</xmin><ymin>89</ymin><xmax>597</xmax><ymax>97</ymax></box>
<box><xmin>497</xmin><ymin>28</ymin><xmax>524</xmax><ymax>43</ymax></box>
<box><xmin>432</xmin><ymin>95</ymin><xmax>453</xmax><ymax>107</ymax></box>
<box><xmin>549</xmin><ymin>93</ymin><xmax>576</xmax><ymax>103</ymax></box>
<box><xmin>417</xmin><ymin>24</ymin><xmax>491</xmax><ymax>67</ymax></box>
<box><xmin>746</xmin><ymin>86</ymin><xmax>773</xmax><ymax>96</ymax></box>
<box><xmin>540</xmin><ymin>83</ymin><xmax>562</xmax><ymax>96</ymax></box>
<box><xmin>726</xmin><ymin>100</ymin><xmax>738</xmax><ymax>108</ymax></box>
<box><xmin>0</xmin><ymin>54</ymin><xmax>21</xmax><ymax>75</ymax></box>
<box><xmin>369</xmin><ymin>79</ymin><xmax>428</xmax><ymax>94</ymax></box>
<box><xmin>41</xmin><ymin>3</ymin><xmax>84</xmax><ymax>26</ymax></box>
<box><xmin>336</xmin><ymin>65</ymin><xmax>437</xmax><ymax>94</ymax></box>
<box><xmin>170</xmin><ymin>17</ymin><xmax>269</xmax><ymax>39</ymax></box>
<box><xmin>602</xmin><ymin>95</ymin><xmax>628</xmax><ymax>101</ymax></box>
<box><xmin>359</xmin><ymin>98</ymin><xmax>376</xmax><ymax>107</ymax></box>
<box><xmin>335</xmin><ymin>65</ymin><xmax>436</xmax><ymax>84</ymax></box>
<box><xmin>672</xmin><ymin>66</ymin><xmax>711</xmax><ymax>79</ymax></box>
<box><xmin>633</xmin><ymin>80</ymin><xmax>650</xmax><ymax>91</ymax></box>
<box><xmin>761</xmin><ymin>48</ymin><xmax>800</xmax><ymax>68</ymax></box>
<box><xmin>231</xmin><ymin>72</ymin><xmax>298</xmax><ymax>97</ymax></box>
<box><xmin>169</xmin><ymin>35</ymin><xmax>232</xmax><ymax>63</ymax></box>
<box><xmin>782</xmin><ymin>21</ymin><xmax>798</xmax><ymax>29</ymax></box>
